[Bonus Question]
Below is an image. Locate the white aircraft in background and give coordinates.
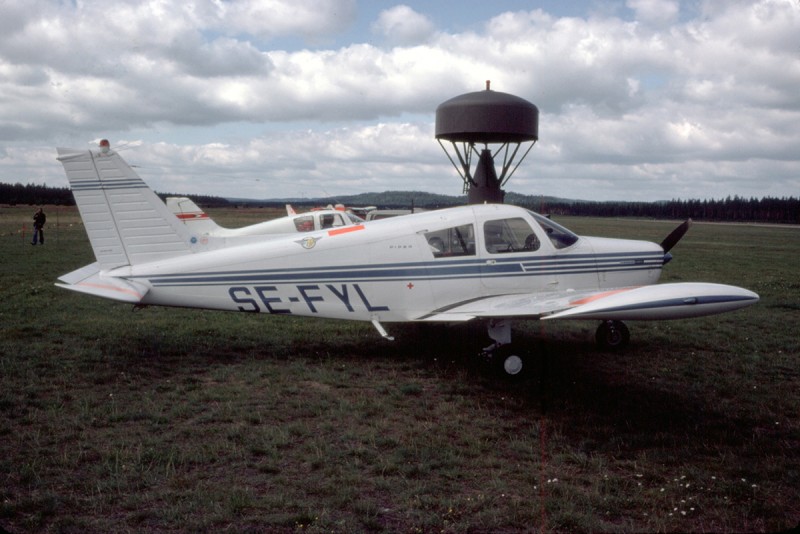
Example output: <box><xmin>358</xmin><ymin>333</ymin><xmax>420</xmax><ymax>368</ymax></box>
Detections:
<box><xmin>165</xmin><ymin>197</ymin><xmax>364</xmax><ymax>237</ymax></box>
<box><xmin>55</xmin><ymin>142</ymin><xmax>759</xmax><ymax>377</ymax></box>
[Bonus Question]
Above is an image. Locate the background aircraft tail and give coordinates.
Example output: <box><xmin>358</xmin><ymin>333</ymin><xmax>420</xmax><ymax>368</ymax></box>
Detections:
<box><xmin>57</xmin><ymin>142</ymin><xmax>194</xmax><ymax>270</ymax></box>
<box><xmin>166</xmin><ymin>196</ymin><xmax>223</xmax><ymax>235</ymax></box>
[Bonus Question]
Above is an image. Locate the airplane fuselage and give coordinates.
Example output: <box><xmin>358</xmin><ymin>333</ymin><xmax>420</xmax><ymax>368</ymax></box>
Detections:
<box><xmin>112</xmin><ymin>204</ymin><xmax>665</xmax><ymax>322</ymax></box>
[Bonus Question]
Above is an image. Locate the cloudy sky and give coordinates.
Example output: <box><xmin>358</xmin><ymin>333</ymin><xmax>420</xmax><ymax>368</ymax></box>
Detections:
<box><xmin>1</xmin><ymin>0</ymin><xmax>798</xmax><ymax>202</ymax></box>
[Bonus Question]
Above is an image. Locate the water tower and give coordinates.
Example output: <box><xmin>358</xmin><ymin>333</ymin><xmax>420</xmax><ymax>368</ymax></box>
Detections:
<box><xmin>435</xmin><ymin>81</ymin><xmax>539</xmax><ymax>204</ymax></box>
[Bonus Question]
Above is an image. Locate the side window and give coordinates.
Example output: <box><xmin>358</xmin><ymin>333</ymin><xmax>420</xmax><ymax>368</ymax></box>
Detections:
<box><xmin>294</xmin><ymin>215</ymin><xmax>314</xmax><ymax>232</ymax></box>
<box><xmin>425</xmin><ymin>224</ymin><xmax>475</xmax><ymax>258</ymax></box>
<box><xmin>484</xmin><ymin>217</ymin><xmax>539</xmax><ymax>254</ymax></box>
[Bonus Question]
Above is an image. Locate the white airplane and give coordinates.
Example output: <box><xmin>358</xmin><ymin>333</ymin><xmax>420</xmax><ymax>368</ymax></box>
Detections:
<box><xmin>55</xmin><ymin>142</ymin><xmax>759</xmax><ymax>376</ymax></box>
<box><xmin>165</xmin><ymin>197</ymin><xmax>364</xmax><ymax>237</ymax></box>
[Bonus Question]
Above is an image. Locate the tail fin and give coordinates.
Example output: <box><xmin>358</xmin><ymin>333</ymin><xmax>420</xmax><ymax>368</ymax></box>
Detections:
<box><xmin>57</xmin><ymin>144</ymin><xmax>194</xmax><ymax>270</ymax></box>
<box><xmin>166</xmin><ymin>196</ymin><xmax>223</xmax><ymax>235</ymax></box>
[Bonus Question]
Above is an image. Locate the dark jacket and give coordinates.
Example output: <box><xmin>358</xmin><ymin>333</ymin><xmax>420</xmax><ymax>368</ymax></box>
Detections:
<box><xmin>33</xmin><ymin>211</ymin><xmax>46</xmax><ymax>229</ymax></box>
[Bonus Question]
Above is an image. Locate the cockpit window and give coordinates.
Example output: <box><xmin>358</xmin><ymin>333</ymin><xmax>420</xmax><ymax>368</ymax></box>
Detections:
<box><xmin>528</xmin><ymin>211</ymin><xmax>579</xmax><ymax>249</ymax></box>
<box><xmin>425</xmin><ymin>224</ymin><xmax>475</xmax><ymax>258</ymax></box>
<box><xmin>483</xmin><ymin>217</ymin><xmax>539</xmax><ymax>253</ymax></box>
<box><xmin>294</xmin><ymin>215</ymin><xmax>314</xmax><ymax>232</ymax></box>
<box><xmin>346</xmin><ymin>212</ymin><xmax>365</xmax><ymax>224</ymax></box>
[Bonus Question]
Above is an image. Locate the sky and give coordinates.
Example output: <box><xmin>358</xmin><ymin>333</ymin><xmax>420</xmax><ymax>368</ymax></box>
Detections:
<box><xmin>1</xmin><ymin>0</ymin><xmax>798</xmax><ymax>202</ymax></box>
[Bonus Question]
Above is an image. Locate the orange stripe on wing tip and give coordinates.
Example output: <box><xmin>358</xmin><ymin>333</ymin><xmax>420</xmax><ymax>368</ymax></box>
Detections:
<box><xmin>328</xmin><ymin>224</ymin><xmax>365</xmax><ymax>236</ymax></box>
<box><xmin>570</xmin><ymin>287</ymin><xmax>639</xmax><ymax>306</ymax></box>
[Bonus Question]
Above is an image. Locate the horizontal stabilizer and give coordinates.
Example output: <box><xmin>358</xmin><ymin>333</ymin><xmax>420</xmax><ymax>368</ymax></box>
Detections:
<box><xmin>56</xmin><ymin>263</ymin><xmax>149</xmax><ymax>303</ymax></box>
<box><xmin>57</xmin><ymin>261</ymin><xmax>101</xmax><ymax>285</ymax></box>
<box><xmin>543</xmin><ymin>282</ymin><xmax>759</xmax><ymax>321</ymax></box>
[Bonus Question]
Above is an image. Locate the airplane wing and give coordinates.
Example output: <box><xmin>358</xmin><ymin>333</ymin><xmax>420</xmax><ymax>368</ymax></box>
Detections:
<box><xmin>56</xmin><ymin>263</ymin><xmax>150</xmax><ymax>304</ymax></box>
<box><xmin>420</xmin><ymin>282</ymin><xmax>758</xmax><ymax>322</ymax></box>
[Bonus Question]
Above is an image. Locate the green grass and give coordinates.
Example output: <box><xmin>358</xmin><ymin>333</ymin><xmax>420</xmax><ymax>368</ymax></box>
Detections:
<box><xmin>1</xmin><ymin>205</ymin><xmax>799</xmax><ymax>533</ymax></box>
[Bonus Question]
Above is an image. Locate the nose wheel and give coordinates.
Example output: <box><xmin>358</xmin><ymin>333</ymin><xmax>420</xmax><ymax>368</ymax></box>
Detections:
<box><xmin>596</xmin><ymin>320</ymin><xmax>630</xmax><ymax>350</ymax></box>
<box><xmin>481</xmin><ymin>343</ymin><xmax>527</xmax><ymax>378</ymax></box>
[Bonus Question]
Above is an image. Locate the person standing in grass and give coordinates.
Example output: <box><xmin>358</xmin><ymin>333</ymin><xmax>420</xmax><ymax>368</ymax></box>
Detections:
<box><xmin>31</xmin><ymin>207</ymin><xmax>46</xmax><ymax>245</ymax></box>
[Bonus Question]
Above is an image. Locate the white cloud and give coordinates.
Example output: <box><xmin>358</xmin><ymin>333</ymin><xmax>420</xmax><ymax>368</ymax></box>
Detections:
<box><xmin>372</xmin><ymin>5</ymin><xmax>436</xmax><ymax>45</ymax></box>
<box><xmin>1</xmin><ymin>0</ymin><xmax>798</xmax><ymax>202</ymax></box>
<box><xmin>626</xmin><ymin>0</ymin><xmax>679</xmax><ymax>26</ymax></box>
<box><xmin>210</xmin><ymin>0</ymin><xmax>357</xmax><ymax>41</ymax></box>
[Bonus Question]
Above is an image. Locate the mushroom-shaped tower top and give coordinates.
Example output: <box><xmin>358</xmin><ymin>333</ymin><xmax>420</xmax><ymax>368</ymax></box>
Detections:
<box><xmin>435</xmin><ymin>87</ymin><xmax>539</xmax><ymax>144</ymax></box>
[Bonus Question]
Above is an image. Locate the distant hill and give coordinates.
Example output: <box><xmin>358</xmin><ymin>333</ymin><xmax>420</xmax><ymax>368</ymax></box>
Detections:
<box><xmin>237</xmin><ymin>190</ymin><xmax>572</xmax><ymax>210</ymax></box>
<box><xmin>227</xmin><ymin>191</ymin><xmax>459</xmax><ymax>209</ymax></box>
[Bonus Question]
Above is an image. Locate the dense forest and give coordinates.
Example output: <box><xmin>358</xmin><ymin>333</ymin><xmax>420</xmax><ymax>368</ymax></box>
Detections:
<box><xmin>2</xmin><ymin>181</ymin><xmax>798</xmax><ymax>224</ymax></box>
<box><xmin>0</xmin><ymin>182</ymin><xmax>231</xmax><ymax>209</ymax></box>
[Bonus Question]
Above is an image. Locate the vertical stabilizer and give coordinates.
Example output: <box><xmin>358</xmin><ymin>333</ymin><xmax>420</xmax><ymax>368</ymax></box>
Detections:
<box><xmin>57</xmin><ymin>145</ymin><xmax>194</xmax><ymax>269</ymax></box>
<box><xmin>166</xmin><ymin>197</ymin><xmax>223</xmax><ymax>235</ymax></box>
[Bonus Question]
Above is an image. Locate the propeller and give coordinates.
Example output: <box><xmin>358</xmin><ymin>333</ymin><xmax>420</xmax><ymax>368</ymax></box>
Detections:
<box><xmin>660</xmin><ymin>218</ymin><xmax>692</xmax><ymax>256</ymax></box>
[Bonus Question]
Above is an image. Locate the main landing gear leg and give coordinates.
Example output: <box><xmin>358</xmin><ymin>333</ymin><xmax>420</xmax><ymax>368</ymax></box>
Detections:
<box><xmin>481</xmin><ymin>319</ymin><xmax>526</xmax><ymax>378</ymax></box>
<box><xmin>595</xmin><ymin>320</ymin><xmax>630</xmax><ymax>351</ymax></box>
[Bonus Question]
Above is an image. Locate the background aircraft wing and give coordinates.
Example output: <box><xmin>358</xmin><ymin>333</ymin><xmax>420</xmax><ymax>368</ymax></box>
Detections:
<box><xmin>419</xmin><ymin>283</ymin><xmax>758</xmax><ymax>322</ymax></box>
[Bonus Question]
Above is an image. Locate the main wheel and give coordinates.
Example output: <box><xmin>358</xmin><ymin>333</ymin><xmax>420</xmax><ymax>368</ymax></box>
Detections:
<box><xmin>493</xmin><ymin>345</ymin><xmax>527</xmax><ymax>378</ymax></box>
<box><xmin>595</xmin><ymin>320</ymin><xmax>630</xmax><ymax>351</ymax></box>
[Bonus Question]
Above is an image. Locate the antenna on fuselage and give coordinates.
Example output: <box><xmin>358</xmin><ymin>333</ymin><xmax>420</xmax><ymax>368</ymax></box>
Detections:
<box><xmin>435</xmin><ymin>81</ymin><xmax>539</xmax><ymax>204</ymax></box>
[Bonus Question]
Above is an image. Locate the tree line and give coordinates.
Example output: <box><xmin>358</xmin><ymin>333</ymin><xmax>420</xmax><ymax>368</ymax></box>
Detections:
<box><xmin>1</xmin><ymin>181</ymin><xmax>797</xmax><ymax>224</ymax></box>
<box><xmin>522</xmin><ymin>196</ymin><xmax>800</xmax><ymax>225</ymax></box>
<box><xmin>0</xmin><ymin>182</ymin><xmax>231</xmax><ymax>209</ymax></box>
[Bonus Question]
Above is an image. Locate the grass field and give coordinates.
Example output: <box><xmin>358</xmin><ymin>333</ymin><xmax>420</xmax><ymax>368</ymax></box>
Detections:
<box><xmin>1</xmin><ymin>205</ymin><xmax>799</xmax><ymax>533</ymax></box>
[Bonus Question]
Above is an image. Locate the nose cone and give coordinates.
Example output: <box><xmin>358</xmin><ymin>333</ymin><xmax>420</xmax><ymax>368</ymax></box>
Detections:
<box><xmin>581</xmin><ymin>236</ymin><xmax>668</xmax><ymax>286</ymax></box>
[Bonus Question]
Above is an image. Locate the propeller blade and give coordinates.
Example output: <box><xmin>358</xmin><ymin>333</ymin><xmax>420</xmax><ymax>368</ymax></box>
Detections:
<box><xmin>660</xmin><ymin>218</ymin><xmax>692</xmax><ymax>253</ymax></box>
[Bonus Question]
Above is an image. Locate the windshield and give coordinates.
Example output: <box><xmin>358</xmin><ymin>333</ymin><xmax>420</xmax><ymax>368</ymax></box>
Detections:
<box><xmin>528</xmin><ymin>211</ymin><xmax>579</xmax><ymax>249</ymax></box>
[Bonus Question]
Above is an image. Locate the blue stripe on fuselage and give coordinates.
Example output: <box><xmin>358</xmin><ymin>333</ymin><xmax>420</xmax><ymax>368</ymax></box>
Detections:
<box><xmin>140</xmin><ymin>251</ymin><xmax>664</xmax><ymax>288</ymax></box>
